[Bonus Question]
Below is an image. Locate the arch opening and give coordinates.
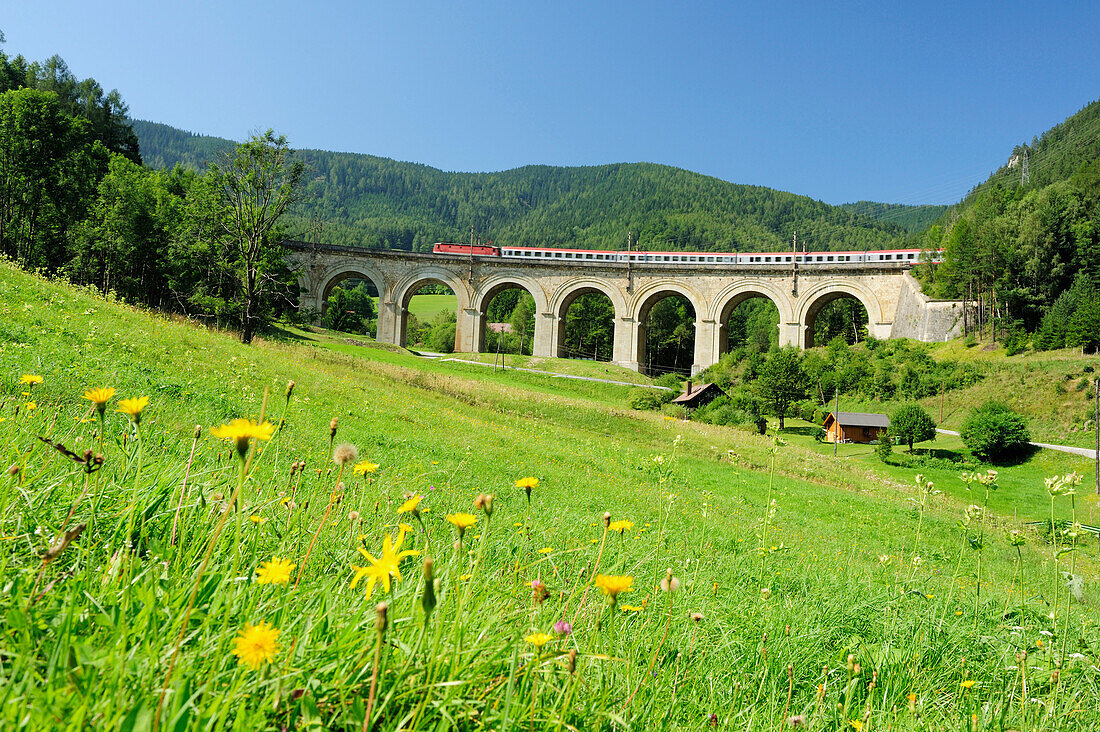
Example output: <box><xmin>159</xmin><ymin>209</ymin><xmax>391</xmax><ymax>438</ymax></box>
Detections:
<box><xmin>399</xmin><ymin>279</ymin><xmax>458</xmax><ymax>352</ymax></box>
<box><xmin>557</xmin><ymin>288</ymin><xmax>615</xmax><ymax>362</ymax></box>
<box><xmin>718</xmin><ymin>292</ymin><xmax>781</xmax><ymax>357</ymax></box>
<box><xmin>320</xmin><ymin>272</ymin><xmax>381</xmax><ymax>337</ymax></box>
<box><xmin>636</xmin><ymin>293</ymin><xmax>696</xmax><ymax>377</ymax></box>
<box><xmin>804</xmin><ymin>293</ymin><xmax>869</xmax><ymax>348</ymax></box>
<box><xmin>479</xmin><ymin>283</ymin><xmax>536</xmax><ymax>355</ymax></box>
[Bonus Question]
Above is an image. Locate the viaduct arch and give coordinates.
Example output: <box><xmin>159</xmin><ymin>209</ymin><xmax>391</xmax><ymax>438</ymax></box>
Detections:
<box><xmin>287</xmin><ymin>244</ymin><xmax>966</xmax><ymax>375</ymax></box>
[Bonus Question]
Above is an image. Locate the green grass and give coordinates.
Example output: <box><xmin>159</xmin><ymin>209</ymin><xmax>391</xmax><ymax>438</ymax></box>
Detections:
<box><xmin>402</xmin><ymin>293</ymin><xmax>456</xmax><ymax>321</ymax></box>
<box><xmin>3</xmin><ymin>262</ymin><xmax>1100</xmax><ymax>730</ymax></box>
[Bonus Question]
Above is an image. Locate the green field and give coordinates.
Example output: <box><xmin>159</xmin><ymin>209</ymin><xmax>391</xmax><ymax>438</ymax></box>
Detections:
<box><xmin>3</xmin><ymin>262</ymin><xmax>1099</xmax><ymax>730</ymax></box>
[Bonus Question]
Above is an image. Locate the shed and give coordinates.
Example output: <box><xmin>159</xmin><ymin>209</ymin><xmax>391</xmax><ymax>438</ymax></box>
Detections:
<box><xmin>670</xmin><ymin>380</ymin><xmax>725</xmax><ymax>411</ymax></box>
<box><xmin>823</xmin><ymin>411</ymin><xmax>890</xmax><ymax>444</ymax></box>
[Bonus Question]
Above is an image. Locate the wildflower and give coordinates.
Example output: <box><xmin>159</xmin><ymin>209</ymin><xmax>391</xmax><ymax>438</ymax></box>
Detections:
<box><xmin>553</xmin><ymin>619</ymin><xmax>573</xmax><ymax>636</ymax></box>
<box><xmin>760</xmin><ymin>587</ymin><xmax>772</xmax><ymax>601</ymax></box>
<box><xmin>539</xmin><ymin>547</ymin><xmax>553</xmax><ymax>554</ymax></box>
<box><xmin>459</xmin><ymin>573</ymin><xmax>472</xmax><ymax>581</ymax></box>
<box><xmin>878</xmin><ymin>554</ymin><xmax>891</xmax><ymax>565</ymax></box>
<box><xmin>849</xmin><ymin>721</ymin><xmax>864</xmax><ymax>732</ymax></box>
<box><xmin>24</xmin><ymin>402</ymin><xmax>36</xmax><ymax>411</ymax></box>
<box><xmin>19</xmin><ymin>375</ymin><xmax>43</xmax><ymax>386</ymax></box>
<box><xmin>531</xmin><ymin>579</ymin><xmax>549</xmax><ymax>603</ymax></box>
<box><xmin>516</xmin><ymin>476</ymin><xmax>538</xmax><ymax>503</ymax></box>
<box><xmin>117</xmin><ymin>396</ymin><xmax>149</xmax><ymax>425</ymax></box>
<box><xmin>907</xmin><ymin>692</ymin><xmax>917</xmax><ymax>711</ymax></box>
<box><xmin>912</xmin><ymin>555</ymin><xmax>924</xmax><ymax>566</ymax></box>
<box><xmin>231</xmin><ymin>621</ymin><xmax>281</xmax><ymax>669</ymax></box>
<box><xmin>255</xmin><ymin>557</ymin><xmax>296</xmax><ymax>585</ymax></box>
<box><xmin>398</xmin><ymin>494</ymin><xmax>423</xmax><ymax>513</ymax></box>
<box><xmin>249</xmin><ymin>515</ymin><xmax>266</xmax><ymax>524</ymax></box>
<box><xmin>594</xmin><ymin>574</ymin><xmax>633</xmax><ymax>604</ymax></box>
<box><xmin>526</xmin><ymin>632</ymin><xmax>554</xmax><ymax>648</ymax></box>
<box><xmin>333</xmin><ymin>443</ymin><xmax>358</xmax><ymax>466</ymax></box>
<box><xmin>620</xmin><ymin>604</ymin><xmax>643</xmax><ymax>612</ymax></box>
<box><xmin>787</xmin><ymin>716</ymin><xmax>806</xmax><ymax>727</ymax></box>
<box><xmin>608</xmin><ymin>520</ymin><xmax>634</xmax><ymax>534</ymax></box>
<box><xmin>960</xmin><ymin>680</ymin><xmax>976</xmax><ymax>689</ymax></box>
<box><xmin>398</xmin><ymin>522</ymin><xmax>414</xmax><ymax>533</ymax></box>
<box><xmin>660</xmin><ymin>569</ymin><xmax>680</xmax><ymax>593</ymax></box>
<box><xmin>351</xmin><ymin>529</ymin><xmax>420</xmax><ymax>597</ymax></box>
<box><xmin>353</xmin><ymin>460</ymin><xmax>379</xmax><ymax>475</ymax></box>
<box><xmin>447</xmin><ymin>513</ymin><xmax>477</xmax><ymax>539</ymax></box>
<box><xmin>691</xmin><ymin>612</ymin><xmax>704</xmax><ymax>623</ymax></box>
<box><xmin>349</xmin><ymin>511</ymin><xmax>361</xmax><ymax>522</ymax></box>
<box><xmin>210</xmin><ymin>418</ymin><xmax>276</xmax><ymax>458</ymax></box>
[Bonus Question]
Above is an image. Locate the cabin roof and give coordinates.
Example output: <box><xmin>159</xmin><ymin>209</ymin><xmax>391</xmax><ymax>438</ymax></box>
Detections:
<box><xmin>670</xmin><ymin>382</ymin><xmax>723</xmax><ymax>404</ymax></box>
<box><xmin>824</xmin><ymin>411</ymin><xmax>891</xmax><ymax>428</ymax></box>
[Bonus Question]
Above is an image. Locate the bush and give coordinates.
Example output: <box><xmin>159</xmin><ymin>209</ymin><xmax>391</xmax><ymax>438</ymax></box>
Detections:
<box><xmin>661</xmin><ymin>403</ymin><xmax>688</xmax><ymax>420</ymax></box>
<box><xmin>875</xmin><ymin>437</ymin><xmax>892</xmax><ymax>461</ymax></box>
<box><xmin>960</xmin><ymin>401</ymin><xmax>1031</xmax><ymax>461</ymax></box>
<box><xmin>629</xmin><ymin>388</ymin><xmax>671</xmax><ymax>411</ymax></box>
<box><xmin>889</xmin><ymin>403</ymin><xmax>937</xmax><ymax>452</ymax></box>
<box><xmin>654</xmin><ymin>373</ymin><xmax>684</xmax><ymax>391</ymax></box>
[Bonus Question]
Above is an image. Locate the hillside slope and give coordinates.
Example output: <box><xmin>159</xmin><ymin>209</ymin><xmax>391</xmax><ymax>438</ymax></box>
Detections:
<box><xmin>3</xmin><ymin>262</ymin><xmax>1098</xmax><ymax>727</ymax></box>
<box><xmin>133</xmin><ymin>119</ymin><xmax>909</xmax><ymax>253</ymax></box>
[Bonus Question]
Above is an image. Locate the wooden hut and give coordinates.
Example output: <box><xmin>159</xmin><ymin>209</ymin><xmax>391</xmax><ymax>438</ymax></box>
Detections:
<box><xmin>823</xmin><ymin>411</ymin><xmax>890</xmax><ymax>444</ymax></box>
<box><xmin>670</xmin><ymin>380</ymin><xmax>725</xmax><ymax>412</ymax></box>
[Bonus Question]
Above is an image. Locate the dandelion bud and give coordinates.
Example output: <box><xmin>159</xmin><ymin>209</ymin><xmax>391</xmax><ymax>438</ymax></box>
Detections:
<box><xmin>474</xmin><ymin>493</ymin><xmax>494</xmax><ymax>516</ymax></box>
<box><xmin>853</xmin><ymin>663</ymin><xmax>861</xmax><ymax>675</ymax></box>
<box><xmin>691</xmin><ymin>612</ymin><xmax>704</xmax><ymax>623</ymax></box>
<box><xmin>567</xmin><ymin>648</ymin><xmax>577</xmax><ymax>674</ymax></box>
<box><xmin>6</xmin><ymin>463</ymin><xmax>20</xmax><ymax>478</ymax></box>
<box><xmin>193</xmin><ymin>425</ymin><xmax>202</xmax><ymax>439</ymax></box>
<box><xmin>421</xmin><ymin>558</ymin><xmax>437</xmax><ymax>620</ymax></box>
<box><xmin>760</xmin><ymin>587</ymin><xmax>771</xmax><ymax>601</ymax></box>
<box><xmin>375</xmin><ymin>602</ymin><xmax>389</xmax><ymax>634</ymax></box>
<box><xmin>290</xmin><ymin>462</ymin><xmax>299</xmax><ymax>477</ymax></box>
<box><xmin>785</xmin><ymin>624</ymin><xmax>790</xmax><ymax>636</ymax></box>
<box><xmin>329</xmin><ymin>417</ymin><xmax>338</xmax><ymax>441</ymax></box>
<box><xmin>846</xmin><ymin>654</ymin><xmax>856</xmax><ymax>673</ymax></box>
<box><xmin>333</xmin><ymin>442</ymin><xmax>358</xmax><ymax>466</ymax></box>
<box><xmin>285</xmin><ymin>380</ymin><xmax>295</xmax><ymax>400</ymax></box>
<box><xmin>660</xmin><ymin>569</ymin><xmax>679</xmax><ymax>593</ymax></box>
<box><xmin>602</xmin><ymin>512</ymin><xmax>611</xmax><ymax>528</ymax></box>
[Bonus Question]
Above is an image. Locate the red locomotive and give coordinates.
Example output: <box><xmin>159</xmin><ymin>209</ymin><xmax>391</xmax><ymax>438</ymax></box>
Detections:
<box><xmin>432</xmin><ymin>242</ymin><xmax>501</xmax><ymax>257</ymax></box>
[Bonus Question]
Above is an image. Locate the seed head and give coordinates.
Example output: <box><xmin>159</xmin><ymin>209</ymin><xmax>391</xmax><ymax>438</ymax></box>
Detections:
<box><xmin>193</xmin><ymin>425</ymin><xmax>202</xmax><ymax>439</ymax></box>
<box><xmin>333</xmin><ymin>442</ymin><xmax>359</xmax><ymax>466</ymax></box>
<box><xmin>329</xmin><ymin>417</ymin><xmax>338</xmax><ymax>441</ymax></box>
<box><xmin>660</xmin><ymin>569</ymin><xmax>680</xmax><ymax>593</ymax></box>
<box><xmin>787</xmin><ymin>714</ymin><xmax>806</xmax><ymax>726</ymax></box>
<box><xmin>602</xmin><ymin>512</ymin><xmax>611</xmax><ymax>528</ymax></box>
<box><xmin>285</xmin><ymin>380</ymin><xmax>295</xmax><ymax>400</ymax></box>
<box><xmin>691</xmin><ymin>612</ymin><xmax>704</xmax><ymax>623</ymax></box>
<box><xmin>760</xmin><ymin>587</ymin><xmax>772</xmax><ymax>601</ymax></box>
<box><xmin>567</xmin><ymin>648</ymin><xmax>577</xmax><ymax>674</ymax></box>
<box><xmin>348</xmin><ymin>510</ymin><xmax>360</xmax><ymax>522</ymax></box>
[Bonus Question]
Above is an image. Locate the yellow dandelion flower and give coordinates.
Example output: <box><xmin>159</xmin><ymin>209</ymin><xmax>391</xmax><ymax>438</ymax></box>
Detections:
<box><xmin>539</xmin><ymin>547</ymin><xmax>553</xmax><ymax>554</ymax></box>
<box><xmin>513</xmin><ymin>522</ymin><xmax>524</xmax><ymax>528</ymax></box>
<box><xmin>255</xmin><ymin>557</ymin><xmax>296</xmax><ymax>585</ymax></box>
<box><xmin>231</xmin><ymin>621</ymin><xmax>280</xmax><ymax>669</ymax></box>
<box><xmin>117</xmin><ymin>396</ymin><xmax>149</xmax><ymax>424</ymax></box>
<box><xmin>525</xmin><ymin>632</ymin><xmax>553</xmax><ymax>648</ymax></box>
<box><xmin>960</xmin><ymin>680</ymin><xmax>976</xmax><ymax>689</ymax></box>
<box><xmin>398</xmin><ymin>494</ymin><xmax>422</xmax><ymax>512</ymax></box>
<box><xmin>83</xmin><ymin>387</ymin><xmax>114</xmax><ymax>410</ymax></box>
<box><xmin>590</xmin><ymin>539</ymin><xmax>599</xmax><ymax>544</ymax></box>
<box><xmin>620</xmin><ymin>604</ymin><xmax>643</xmax><ymax>612</ymax></box>
<box><xmin>515</xmin><ymin>477</ymin><xmax>539</xmax><ymax>489</ymax></box>
<box><xmin>849</xmin><ymin>721</ymin><xmax>864</xmax><ymax>732</ymax></box>
<box><xmin>354</xmin><ymin>460</ymin><xmax>379</xmax><ymax>475</ymax></box>
<box><xmin>594</xmin><ymin>574</ymin><xmax>633</xmax><ymax>601</ymax></box>
<box><xmin>24</xmin><ymin>402</ymin><xmax>36</xmax><ymax>411</ymax></box>
<box><xmin>447</xmin><ymin>513</ymin><xmax>477</xmax><ymax>532</ymax></box>
<box><xmin>351</xmin><ymin>530</ymin><xmax>420</xmax><ymax>597</ymax></box>
<box><xmin>249</xmin><ymin>515</ymin><xmax>266</xmax><ymax>525</ymax></box>
<box><xmin>210</xmin><ymin>418</ymin><xmax>276</xmax><ymax>457</ymax></box>
<box><xmin>398</xmin><ymin>522</ymin><xmax>415</xmax><ymax>534</ymax></box>
<box><xmin>459</xmin><ymin>573</ymin><xmax>473</xmax><ymax>581</ymax></box>
<box><xmin>608</xmin><ymin>520</ymin><xmax>634</xmax><ymax>533</ymax></box>
<box><xmin>19</xmin><ymin>374</ymin><xmax>43</xmax><ymax>385</ymax></box>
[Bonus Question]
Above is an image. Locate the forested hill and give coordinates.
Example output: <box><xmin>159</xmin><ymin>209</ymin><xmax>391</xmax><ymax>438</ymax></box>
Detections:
<box><xmin>942</xmin><ymin>98</ymin><xmax>1100</xmax><ymax>221</ymax></box>
<box><xmin>838</xmin><ymin>201</ymin><xmax>948</xmax><ymax>233</ymax></box>
<box><xmin>132</xmin><ymin>119</ymin><xmax>908</xmax><ymax>253</ymax></box>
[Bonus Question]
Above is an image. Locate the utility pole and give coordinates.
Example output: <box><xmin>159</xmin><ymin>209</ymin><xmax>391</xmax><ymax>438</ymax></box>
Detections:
<box><xmin>833</xmin><ymin>388</ymin><xmax>840</xmax><ymax>457</ymax></box>
<box><xmin>626</xmin><ymin>231</ymin><xmax>634</xmax><ymax>294</ymax></box>
<box><xmin>1021</xmin><ymin>147</ymin><xmax>1030</xmax><ymax>186</ymax></box>
<box><xmin>1094</xmin><ymin>377</ymin><xmax>1098</xmax><ymax>496</ymax></box>
<box><xmin>791</xmin><ymin>231</ymin><xmax>799</xmax><ymax>297</ymax></box>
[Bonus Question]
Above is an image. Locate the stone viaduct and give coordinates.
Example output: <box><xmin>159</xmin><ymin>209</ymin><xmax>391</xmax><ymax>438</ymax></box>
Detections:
<box><xmin>286</xmin><ymin>243</ymin><xmax>966</xmax><ymax>375</ymax></box>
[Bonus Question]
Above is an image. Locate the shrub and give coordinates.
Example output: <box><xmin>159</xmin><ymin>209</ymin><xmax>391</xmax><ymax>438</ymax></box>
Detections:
<box><xmin>661</xmin><ymin>403</ymin><xmax>688</xmax><ymax>420</ymax></box>
<box><xmin>889</xmin><ymin>403</ymin><xmax>937</xmax><ymax>452</ymax></box>
<box><xmin>629</xmin><ymin>388</ymin><xmax>670</xmax><ymax>411</ymax></box>
<box><xmin>654</xmin><ymin>373</ymin><xmax>684</xmax><ymax>391</ymax></box>
<box><xmin>875</xmin><ymin>437</ymin><xmax>892</xmax><ymax>461</ymax></box>
<box><xmin>960</xmin><ymin>401</ymin><xmax>1031</xmax><ymax>461</ymax></box>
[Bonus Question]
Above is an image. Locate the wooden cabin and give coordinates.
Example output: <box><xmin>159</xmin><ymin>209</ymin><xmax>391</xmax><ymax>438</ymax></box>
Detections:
<box><xmin>669</xmin><ymin>380</ymin><xmax>725</xmax><ymax>412</ymax></box>
<box><xmin>823</xmin><ymin>411</ymin><xmax>890</xmax><ymax>444</ymax></box>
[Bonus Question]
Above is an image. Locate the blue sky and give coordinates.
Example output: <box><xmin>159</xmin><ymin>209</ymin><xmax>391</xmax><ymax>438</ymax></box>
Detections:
<box><xmin>6</xmin><ymin>1</ymin><xmax>1098</xmax><ymax>205</ymax></box>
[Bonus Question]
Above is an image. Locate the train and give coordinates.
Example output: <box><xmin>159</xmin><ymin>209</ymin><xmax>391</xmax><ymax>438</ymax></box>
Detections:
<box><xmin>431</xmin><ymin>242</ymin><xmax>941</xmax><ymax>265</ymax></box>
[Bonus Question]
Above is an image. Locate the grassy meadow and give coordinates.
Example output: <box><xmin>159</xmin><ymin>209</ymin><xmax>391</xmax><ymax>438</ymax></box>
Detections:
<box><xmin>2</xmin><ymin>261</ymin><xmax>1100</xmax><ymax>730</ymax></box>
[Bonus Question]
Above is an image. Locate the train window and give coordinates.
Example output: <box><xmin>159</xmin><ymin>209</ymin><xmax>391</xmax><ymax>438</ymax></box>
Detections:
<box><xmin>827</xmin><ymin>256</ymin><xmax>834</xmax><ymax>262</ymax></box>
<box><xmin>764</xmin><ymin>257</ymin><xmax>771</xmax><ymax>262</ymax></box>
<box><xmin>554</xmin><ymin>252</ymin><xmax>562</xmax><ymax>258</ymax></box>
<box><xmin>907</xmin><ymin>253</ymin><xmax>915</xmax><ymax>259</ymax></box>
